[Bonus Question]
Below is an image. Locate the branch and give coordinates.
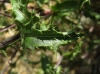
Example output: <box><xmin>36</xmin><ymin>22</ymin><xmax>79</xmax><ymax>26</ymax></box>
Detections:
<box><xmin>0</xmin><ymin>24</ymin><xmax>16</xmax><ymax>33</ymax></box>
<box><xmin>1</xmin><ymin>49</ymin><xmax>17</xmax><ymax>74</ymax></box>
<box><xmin>0</xmin><ymin>0</ymin><xmax>9</xmax><ymax>2</ymax></box>
<box><xmin>0</xmin><ymin>12</ymin><xmax>12</xmax><ymax>18</ymax></box>
<box><xmin>0</xmin><ymin>33</ymin><xmax>20</xmax><ymax>48</ymax></box>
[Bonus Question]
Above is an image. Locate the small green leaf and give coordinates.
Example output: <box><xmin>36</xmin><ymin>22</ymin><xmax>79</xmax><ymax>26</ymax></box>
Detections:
<box><xmin>52</xmin><ymin>1</ymin><xmax>79</xmax><ymax>12</ymax></box>
<box><xmin>0</xmin><ymin>50</ymin><xmax>7</xmax><ymax>56</ymax></box>
<box><xmin>25</xmin><ymin>37</ymin><xmax>69</xmax><ymax>50</ymax></box>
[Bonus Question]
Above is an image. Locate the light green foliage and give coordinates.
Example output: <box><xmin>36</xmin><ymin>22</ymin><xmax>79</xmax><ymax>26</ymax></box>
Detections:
<box><xmin>0</xmin><ymin>0</ymin><xmax>100</xmax><ymax>73</ymax></box>
<box><xmin>10</xmin><ymin>0</ymin><xmax>83</xmax><ymax>73</ymax></box>
<box><xmin>10</xmin><ymin>0</ymin><xmax>83</xmax><ymax>50</ymax></box>
<box><xmin>25</xmin><ymin>37</ymin><xmax>69</xmax><ymax>50</ymax></box>
<box><xmin>0</xmin><ymin>50</ymin><xmax>7</xmax><ymax>56</ymax></box>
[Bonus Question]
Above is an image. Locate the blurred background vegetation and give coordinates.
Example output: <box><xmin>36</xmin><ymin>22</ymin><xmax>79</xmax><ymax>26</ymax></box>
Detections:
<box><xmin>0</xmin><ymin>0</ymin><xmax>100</xmax><ymax>74</ymax></box>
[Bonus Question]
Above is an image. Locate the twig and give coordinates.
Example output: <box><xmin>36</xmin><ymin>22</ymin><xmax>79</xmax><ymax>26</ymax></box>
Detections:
<box><xmin>1</xmin><ymin>49</ymin><xmax>17</xmax><ymax>74</ymax></box>
<box><xmin>0</xmin><ymin>33</ymin><xmax>20</xmax><ymax>48</ymax></box>
<box><xmin>0</xmin><ymin>12</ymin><xmax>12</xmax><ymax>18</ymax></box>
<box><xmin>0</xmin><ymin>24</ymin><xmax>16</xmax><ymax>33</ymax></box>
<box><xmin>0</xmin><ymin>0</ymin><xmax>9</xmax><ymax>2</ymax></box>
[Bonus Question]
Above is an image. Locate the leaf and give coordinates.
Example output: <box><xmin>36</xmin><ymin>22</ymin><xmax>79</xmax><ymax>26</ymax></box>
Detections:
<box><xmin>52</xmin><ymin>0</ymin><xmax>80</xmax><ymax>12</ymax></box>
<box><xmin>0</xmin><ymin>50</ymin><xmax>7</xmax><ymax>56</ymax></box>
<box><xmin>24</xmin><ymin>30</ymin><xmax>83</xmax><ymax>40</ymax></box>
<box><xmin>41</xmin><ymin>55</ymin><xmax>55</xmax><ymax>74</ymax></box>
<box><xmin>25</xmin><ymin>37</ymin><xmax>69</xmax><ymax>50</ymax></box>
<box><xmin>10</xmin><ymin>0</ymin><xmax>84</xmax><ymax>50</ymax></box>
<box><xmin>24</xmin><ymin>32</ymin><xmax>83</xmax><ymax>50</ymax></box>
<box><xmin>41</xmin><ymin>55</ymin><xmax>50</xmax><ymax>74</ymax></box>
<box><xmin>63</xmin><ymin>41</ymin><xmax>82</xmax><ymax>60</ymax></box>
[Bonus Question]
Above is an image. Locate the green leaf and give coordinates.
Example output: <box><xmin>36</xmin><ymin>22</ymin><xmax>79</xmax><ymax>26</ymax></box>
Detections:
<box><xmin>25</xmin><ymin>32</ymin><xmax>83</xmax><ymax>40</ymax></box>
<box><xmin>24</xmin><ymin>32</ymin><xmax>83</xmax><ymax>50</ymax></box>
<box><xmin>63</xmin><ymin>41</ymin><xmax>82</xmax><ymax>60</ymax></box>
<box><xmin>41</xmin><ymin>55</ymin><xmax>50</xmax><ymax>74</ymax></box>
<box><xmin>0</xmin><ymin>50</ymin><xmax>7</xmax><ymax>56</ymax></box>
<box><xmin>52</xmin><ymin>1</ymin><xmax>80</xmax><ymax>12</ymax></box>
<box><xmin>41</xmin><ymin>55</ymin><xmax>54</xmax><ymax>74</ymax></box>
<box><xmin>25</xmin><ymin>37</ymin><xmax>69</xmax><ymax>50</ymax></box>
<box><xmin>10</xmin><ymin>0</ymin><xmax>83</xmax><ymax>50</ymax></box>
